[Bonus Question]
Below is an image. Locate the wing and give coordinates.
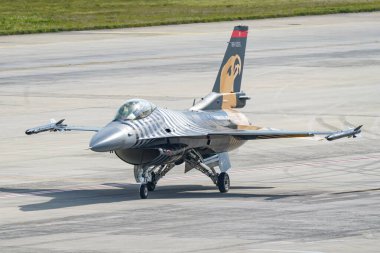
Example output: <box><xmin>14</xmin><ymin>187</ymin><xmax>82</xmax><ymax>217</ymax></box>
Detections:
<box><xmin>212</xmin><ymin>125</ymin><xmax>362</xmax><ymax>141</ymax></box>
<box><xmin>139</xmin><ymin>125</ymin><xmax>362</xmax><ymax>142</ymax></box>
<box><xmin>25</xmin><ymin>119</ymin><xmax>101</xmax><ymax>135</ymax></box>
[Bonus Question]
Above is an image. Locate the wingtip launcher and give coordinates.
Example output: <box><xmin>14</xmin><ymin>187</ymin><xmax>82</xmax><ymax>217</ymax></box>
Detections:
<box><xmin>25</xmin><ymin>119</ymin><xmax>67</xmax><ymax>135</ymax></box>
<box><xmin>325</xmin><ymin>125</ymin><xmax>363</xmax><ymax>141</ymax></box>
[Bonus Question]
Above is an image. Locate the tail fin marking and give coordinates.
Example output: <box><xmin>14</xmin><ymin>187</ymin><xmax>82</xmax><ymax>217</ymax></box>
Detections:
<box><xmin>212</xmin><ymin>25</ymin><xmax>248</xmax><ymax>94</ymax></box>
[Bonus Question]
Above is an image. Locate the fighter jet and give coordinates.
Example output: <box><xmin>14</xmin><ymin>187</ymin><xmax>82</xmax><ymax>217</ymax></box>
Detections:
<box><xmin>26</xmin><ymin>26</ymin><xmax>362</xmax><ymax>199</ymax></box>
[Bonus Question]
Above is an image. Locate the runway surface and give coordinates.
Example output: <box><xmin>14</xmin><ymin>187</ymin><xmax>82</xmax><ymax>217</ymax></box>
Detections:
<box><xmin>1</xmin><ymin>12</ymin><xmax>379</xmax><ymax>253</ymax></box>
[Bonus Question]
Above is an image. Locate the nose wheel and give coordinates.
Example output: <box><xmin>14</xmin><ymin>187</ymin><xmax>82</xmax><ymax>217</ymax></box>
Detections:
<box><xmin>139</xmin><ymin>184</ymin><xmax>148</xmax><ymax>199</ymax></box>
<box><xmin>136</xmin><ymin>165</ymin><xmax>175</xmax><ymax>199</ymax></box>
<box><xmin>217</xmin><ymin>172</ymin><xmax>230</xmax><ymax>193</ymax></box>
<box><xmin>139</xmin><ymin>183</ymin><xmax>155</xmax><ymax>199</ymax></box>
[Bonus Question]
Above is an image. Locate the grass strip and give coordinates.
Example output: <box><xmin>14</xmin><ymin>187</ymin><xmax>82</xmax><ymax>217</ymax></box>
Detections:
<box><xmin>1</xmin><ymin>0</ymin><xmax>380</xmax><ymax>35</ymax></box>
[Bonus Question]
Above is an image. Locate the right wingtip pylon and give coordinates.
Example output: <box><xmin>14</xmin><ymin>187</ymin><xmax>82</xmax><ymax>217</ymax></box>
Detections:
<box><xmin>325</xmin><ymin>125</ymin><xmax>363</xmax><ymax>141</ymax></box>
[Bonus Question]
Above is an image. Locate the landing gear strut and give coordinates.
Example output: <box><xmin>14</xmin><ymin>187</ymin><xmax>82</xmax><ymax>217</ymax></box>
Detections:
<box><xmin>185</xmin><ymin>150</ymin><xmax>231</xmax><ymax>193</ymax></box>
<box><xmin>147</xmin><ymin>182</ymin><xmax>156</xmax><ymax>192</ymax></box>
<box><xmin>146</xmin><ymin>172</ymin><xmax>156</xmax><ymax>191</ymax></box>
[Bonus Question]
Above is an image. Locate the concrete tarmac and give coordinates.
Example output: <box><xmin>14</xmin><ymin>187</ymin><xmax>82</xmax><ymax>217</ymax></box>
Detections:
<box><xmin>0</xmin><ymin>12</ymin><xmax>379</xmax><ymax>253</ymax></box>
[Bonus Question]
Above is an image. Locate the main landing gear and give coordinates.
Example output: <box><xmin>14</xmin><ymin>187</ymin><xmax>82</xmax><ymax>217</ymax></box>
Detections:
<box><xmin>185</xmin><ymin>150</ymin><xmax>231</xmax><ymax>194</ymax></box>
<box><xmin>134</xmin><ymin>150</ymin><xmax>231</xmax><ymax>199</ymax></box>
<box><xmin>217</xmin><ymin>172</ymin><xmax>230</xmax><ymax>193</ymax></box>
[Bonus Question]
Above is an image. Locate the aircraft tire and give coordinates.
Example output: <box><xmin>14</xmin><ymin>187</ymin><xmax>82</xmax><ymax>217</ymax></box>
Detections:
<box><xmin>140</xmin><ymin>184</ymin><xmax>148</xmax><ymax>199</ymax></box>
<box><xmin>217</xmin><ymin>172</ymin><xmax>230</xmax><ymax>193</ymax></box>
<box><xmin>147</xmin><ymin>182</ymin><xmax>156</xmax><ymax>191</ymax></box>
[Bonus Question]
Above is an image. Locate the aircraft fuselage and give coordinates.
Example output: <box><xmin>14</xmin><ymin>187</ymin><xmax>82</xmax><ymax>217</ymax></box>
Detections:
<box><xmin>90</xmin><ymin>107</ymin><xmax>248</xmax><ymax>166</ymax></box>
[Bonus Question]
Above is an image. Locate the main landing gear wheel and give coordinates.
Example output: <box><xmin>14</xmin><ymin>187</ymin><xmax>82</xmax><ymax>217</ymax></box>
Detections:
<box><xmin>147</xmin><ymin>182</ymin><xmax>156</xmax><ymax>191</ymax></box>
<box><xmin>140</xmin><ymin>184</ymin><xmax>148</xmax><ymax>199</ymax></box>
<box><xmin>217</xmin><ymin>172</ymin><xmax>230</xmax><ymax>193</ymax></box>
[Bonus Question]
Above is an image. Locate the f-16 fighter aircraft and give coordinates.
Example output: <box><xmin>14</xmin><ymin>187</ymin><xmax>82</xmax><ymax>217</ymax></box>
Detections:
<box><xmin>26</xmin><ymin>26</ymin><xmax>362</xmax><ymax>199</ymax></box>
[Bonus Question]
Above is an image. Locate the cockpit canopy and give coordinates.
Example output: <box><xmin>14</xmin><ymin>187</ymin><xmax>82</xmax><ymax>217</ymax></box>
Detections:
<box><xmin>114</xmin><ymin>99</ymin><xmax>156</xmax><ymax>121</ymax></box>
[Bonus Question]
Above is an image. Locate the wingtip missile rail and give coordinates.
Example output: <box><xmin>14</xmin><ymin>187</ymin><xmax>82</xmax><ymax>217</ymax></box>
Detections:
<box><xmin>325</xmin><ymin>125</ymin><xmax>363</xmax><ymax>141</ymax></box>
<box><xmin>25</xmin><ymin>119</ymin><xmax>66</xmax><ymax>135</ymax></box>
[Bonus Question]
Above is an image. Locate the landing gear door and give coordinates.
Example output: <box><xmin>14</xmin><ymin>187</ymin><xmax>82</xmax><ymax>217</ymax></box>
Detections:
<box><xmin>218</xmin><ymin>152</ymin><xmax>231</xmax><ymax>172</ymax></box>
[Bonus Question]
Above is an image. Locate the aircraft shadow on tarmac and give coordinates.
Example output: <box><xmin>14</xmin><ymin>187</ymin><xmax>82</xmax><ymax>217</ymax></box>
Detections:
<box><xmin>0</xmin><ymin>184</ymin><xmax>301</xmax><ymax>212</ymax></box>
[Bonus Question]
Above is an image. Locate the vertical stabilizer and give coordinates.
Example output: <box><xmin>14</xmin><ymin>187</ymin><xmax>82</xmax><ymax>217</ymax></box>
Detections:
<box><xmin>212</xmin><ymin>26</ymin><xmax>248</xmax><ymax>93</ymax></box>
<box><xmin>190</xmin><ymin>26</ymin><xmax>250</xmax><ymax>111</ymax></box>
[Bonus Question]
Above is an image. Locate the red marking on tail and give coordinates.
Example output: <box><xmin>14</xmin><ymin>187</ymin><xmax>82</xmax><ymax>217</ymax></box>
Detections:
<box><xmin>231</xmin><ymin>30</ymin><xmax>248</xmax><ymax>38</ymax></box>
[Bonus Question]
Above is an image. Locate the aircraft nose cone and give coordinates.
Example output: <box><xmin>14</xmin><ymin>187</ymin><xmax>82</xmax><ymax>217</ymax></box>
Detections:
<box><xmin>89</xmin><ymin>122</ymin><xmax>135</xmax><ymax>152</ymax></box>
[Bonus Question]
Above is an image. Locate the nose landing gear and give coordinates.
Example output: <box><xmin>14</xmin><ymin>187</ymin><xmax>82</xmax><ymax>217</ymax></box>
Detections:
<box><xmin>140</xmin><ymin>181</ymin><xmax>156</xmax><ymax>199</ymax></box>
<box><xmin>135</xmin><ymin>164</ymin><xmax>175</xmax><ymax>199</ymax></box>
